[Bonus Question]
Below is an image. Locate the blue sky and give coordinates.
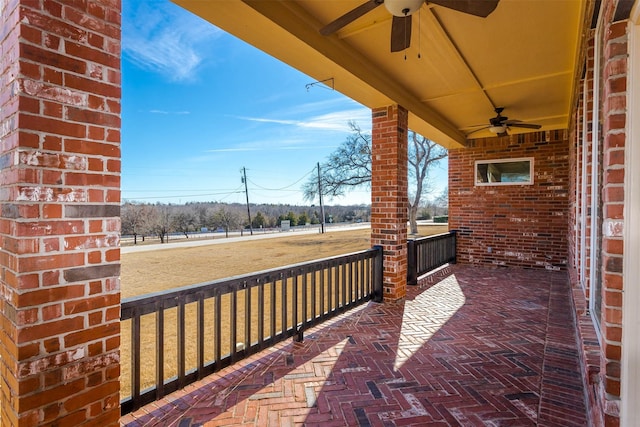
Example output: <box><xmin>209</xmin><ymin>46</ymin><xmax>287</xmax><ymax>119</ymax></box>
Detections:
<box><xmin>121</xmin><ymin>0</ymin><xmax>446</xmax><ymax>206</ymax></box>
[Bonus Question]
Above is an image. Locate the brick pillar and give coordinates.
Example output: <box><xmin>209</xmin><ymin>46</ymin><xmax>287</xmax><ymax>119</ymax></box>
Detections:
<box><xmin>0</xmin><ymin>1</ymin><xmax>121</xmax><ymax>426</ymax></box>
<box><xmin>371</xmin><ymin>105</ymin><xmax>408</xmax><ymax>301</ymax></box>
<box><xmin>599</xmin><ymin>14</ymin><xmax>627</xmax><ymax>425</ymax></box>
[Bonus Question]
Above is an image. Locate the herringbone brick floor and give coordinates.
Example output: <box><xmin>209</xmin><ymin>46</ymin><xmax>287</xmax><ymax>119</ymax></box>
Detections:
<box><xmin>121</xmin><ymin>265</ymin><xmax>589</xmax><ymax>426</ymax></box>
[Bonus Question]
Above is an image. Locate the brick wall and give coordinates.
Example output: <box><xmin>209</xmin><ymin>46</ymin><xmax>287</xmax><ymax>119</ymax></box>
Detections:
<box><xmin>449</xmin><ymin>131</ymin><xmax>569</xmax><ymax>270</ymax></box>
<box><xmin>0</xmin><ymin>1</ymin><xmax>121</xmax><ymax>426</ymax></box>
<box><xmin>371</xmin><ymin>105</ymin><xmax>408</xmax><ymax>301</ymax></box>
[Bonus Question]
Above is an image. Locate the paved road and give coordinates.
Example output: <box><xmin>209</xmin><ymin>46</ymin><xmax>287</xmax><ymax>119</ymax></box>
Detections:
<box><xmin>120</xmin><ymin>223</ymin><xmax>371</xmax><ymax>254</ymax></box>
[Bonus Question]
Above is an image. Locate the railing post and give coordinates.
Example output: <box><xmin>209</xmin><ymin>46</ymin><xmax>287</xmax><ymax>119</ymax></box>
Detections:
<box><xmin>450</xmin><ymin>230</ymin><xmax>457</xmax><ymax>264</ymax></box>
<box><xmin>372</xmin><ymin>245</ymin><xmax>384</xmax><ymax>302</ymax></box>
<box><xmin>407</xmin><ymin>239</ymin><xmax>417</xmax><ymax>285</ymax></box>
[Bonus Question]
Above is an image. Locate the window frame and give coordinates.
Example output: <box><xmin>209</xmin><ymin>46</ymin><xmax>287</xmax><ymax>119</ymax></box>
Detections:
<box><xmin>474</xmin><ymin>157</ymin><xmax>535</xmax><ymax>186</ymax></box>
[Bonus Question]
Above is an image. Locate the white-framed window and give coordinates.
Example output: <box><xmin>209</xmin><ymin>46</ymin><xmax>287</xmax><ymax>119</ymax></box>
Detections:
<box><xmin>474</xmin><ymin>157</ymin><xmax>534</xmax><ymax>186</ymax></box>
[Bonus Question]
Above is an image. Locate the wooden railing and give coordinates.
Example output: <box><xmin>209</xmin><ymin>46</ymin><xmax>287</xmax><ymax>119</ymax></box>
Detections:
<box><xmin>407</xmin><ymin>231</ymin><xmax>457</xmax><ymax>285</ymax></box>
<box><xmin>120</xmin><ymin>247</ymin><xmax>383</xmax><ymax>414</ymax></box>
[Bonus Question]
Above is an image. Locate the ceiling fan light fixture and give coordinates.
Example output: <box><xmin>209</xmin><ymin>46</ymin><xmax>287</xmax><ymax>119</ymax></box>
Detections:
<box><xmin>384</xmin><ymin>0</ymin><xmax>423</xmax><ymax>16</ymax></box>
<box><xmin>489</xmin><ymin>125</ymin><xmax>506</xmax><ymax>134</ymax></box>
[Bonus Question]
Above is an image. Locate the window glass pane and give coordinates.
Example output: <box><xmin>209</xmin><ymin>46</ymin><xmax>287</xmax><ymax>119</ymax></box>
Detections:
<box><xmin>475</xmin><ymin>158</ymin><xmax>533</xmax><ymax>185</ymax></box>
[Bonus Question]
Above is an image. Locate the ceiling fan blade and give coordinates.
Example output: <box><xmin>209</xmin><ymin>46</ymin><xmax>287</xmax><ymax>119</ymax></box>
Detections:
<box><xmin>390</xmin><ymin>15</ymin><xmax>412</xmax><ymax>52</ymax></box>
<box><xmin>507</xmin><ymin>122</ymin><xmax>542</xmax><ymax>129</ymax></box>
<box><xmin>428</xmin><ymin>0</ymin><xmax>499</xmax><ymax>18</ymax></box>
<box><xmin>319</xmin><ymin>0</ymin><xmax>383</xmax><ymax>36</ymax></box>
<box><xmin>465</xmin><ymin>126</ymin><xmax>490</xmax><ymax>136</ymax></box>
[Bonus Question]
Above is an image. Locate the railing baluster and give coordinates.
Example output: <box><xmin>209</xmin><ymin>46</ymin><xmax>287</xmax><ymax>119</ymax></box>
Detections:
<box><xmin>131</xmin><ymin>312</ymin><xmax>141</xmax><ymax>410</ymax></box>
<box><xmin>281</xmin><ymin>272</ymin><xmax>287</xmax><ymax>337</ymax></box>
<box><xmin>362</xmin><ymin>258</ymin><xmax>368</xmax><ymax>297</ymax></box>
<box><xmin>230</xmin><ymin>288</ymin><xmax>237</xmax><ymax>361</ymax></box>
<box><xmin>357</xmin><ymin>258</ymin><xmax>362</xmax><ymax>301</ymax></box>
<box><xmin>319</xmin><ymin>267</ymin><xmax>325</xmax><ymax>319</ymax></box>
<box><xmin>214</xmin><ymin>291</ymin><xmax>221</xmax><ymax>367</ymax></box>
<box><xmin>292</xmin><ymin>272</ymin><xmax>298</xmax><ymax>336</ymax></box>
<box><xmin>362</xmin><ymin>257</ymin><xmax>367</xmax><ymax>298</ymax></box>
<box><xmin>177</xmin><ymin>298</ymin><xmax>185</xmax><ymax>388</ymax></box>
<box><xmin>156</xmin><ymin>303</ymin><xmax>164</xmax><ymax>400</ymax></box>
<box><xmin>311</xmin><ymin>270</ymin><xmax>317</xmax><ymax>321</ymax></box>
<box><xmin>258</xmin><ymin>280</ymin><xmax>264</xmax><ymax>348</ymax></box>
<box><xmin>327</xmin><ymin>264</ymin><xmax>332</xmax><ymax>314</ymax></box>
<box><xmin>347</xmin><ymin>261</ymin><xmax>353</xmax><ymax>306</ymax></box>
<box><xmin>341</xmin><ymin>262</ymin><xmax>347</xmax><ymax>309</ymax></box>
<box><xmin>197</xmin><ymin>295</ymin><xmax>204</xmax><ymax>379</ymax></box>
<box><xmin>302</xmin><ymin>272</ymin><xmax>308</xmax><ymax>329</ymax></box>
<box><xmin>333</xmin><ymin>263</ymin><xmax>340</xmax><ymax>313</ymax></box>
<box><xmin>244</xmin><ymin>282</ymin><xmax>250</xmax><ymax>352</ymax></box>
<box><xmin>270</xmin><ymin>278</ymin><xmax>276</xmax><ymax>341</ymax></box>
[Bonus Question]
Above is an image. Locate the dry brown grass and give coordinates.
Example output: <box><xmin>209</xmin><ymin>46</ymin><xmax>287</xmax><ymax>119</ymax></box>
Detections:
<box><xmin>120</xmin><ymin>225</ymin><xmax>449</xmax><ymax>399</ymax></box>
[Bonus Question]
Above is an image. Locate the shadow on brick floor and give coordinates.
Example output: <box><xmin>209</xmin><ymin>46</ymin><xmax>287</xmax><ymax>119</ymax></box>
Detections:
<box><xmin>121</xmin><ymin>265</ymin><xmax>589</xmax><ymax>427</ymax></box>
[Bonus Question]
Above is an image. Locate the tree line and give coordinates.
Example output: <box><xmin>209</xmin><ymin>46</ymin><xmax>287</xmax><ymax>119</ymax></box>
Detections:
<box><xmin>120</xmin><ymin>201</ymin><xmax>371</xmax><ymax>244</ymax></box>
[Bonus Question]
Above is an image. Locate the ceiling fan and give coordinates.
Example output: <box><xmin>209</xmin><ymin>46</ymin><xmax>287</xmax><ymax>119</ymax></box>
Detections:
<box><xmin>319</xmin><ymin>0</ymin><xmax>500</xmax><ymax>52</ymax></box>
<box><xmin>470</xmin><ymin>107</ymin><xmax>542</xmax><ymax>137</ymax></box>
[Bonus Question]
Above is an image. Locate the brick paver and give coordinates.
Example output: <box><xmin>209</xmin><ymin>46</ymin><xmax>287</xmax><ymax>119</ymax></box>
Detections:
<box><xmin>121</xmin><ymin>265</ymin><xmax>588</xmax><ymax>426</ymax></box>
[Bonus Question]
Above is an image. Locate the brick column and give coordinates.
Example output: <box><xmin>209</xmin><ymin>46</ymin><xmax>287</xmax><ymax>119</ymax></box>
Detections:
<box><xmin>371</xmin><ymin>105</ymin><xmax>408</xmax><ymax>301</ymax></box>
<box><xmin>0</xmin><ymin>2</ymin><xmax>121</xmax><ymax>426</ymax></box>
<box><xmin>599</xmin><ymin>13</ymin><xmax>627</xmax><ymax>424</ymax></box>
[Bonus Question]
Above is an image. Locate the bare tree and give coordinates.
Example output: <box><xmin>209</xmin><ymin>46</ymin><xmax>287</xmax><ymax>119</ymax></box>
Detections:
<box><xmin>172</xmin><ymin>210</ymin><xmax>196</xmax><ymax>238</ymax></box>
<box><xmin>303</xmin><ymin>123</ymin><xmax>447</xmax><ymax>234</ymax></box>
<box><xmin>434</xmin><ymin>186</ymin><xmax>449</xmax><ymax>216</ymax></box>
<box><xmin>302</xmin><ymin>122</ymin><xmax>371</xmax><ymax>200</ymax></box>
<box><xmin>211</xmin><ymin>206</ymin><xmax>240</xmax><ymax>238</ymax></box>
<box><xmin>121</xmin><ymin>202</ymin><xmax>149</xmax><ymax>244</ymax></box>
<box><xmin>147</xmin><ymin>204</ymin><xmax>172</xmax><ymax>243</ymax></box>
<box><xmin>408</xmin><ymin>133</ymin><xmax>448</xmax><ymax>234</ymax></box>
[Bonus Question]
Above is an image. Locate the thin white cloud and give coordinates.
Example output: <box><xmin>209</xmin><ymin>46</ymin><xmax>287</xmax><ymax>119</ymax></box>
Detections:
<box><xmin>205</xmin><ymin>144</ymin><xmax>338</xmax><ymax>154</ymax></box>
<box><xmin>122</xmin><ymin>0</ymin><xmax>222</xmax><ymax>81</ymax></box>
<box><xmin>203</xmin><ymin>104</ymin><xmax>370</xmax><ymax>156</ymax></box>
<box><xmin>206</xmin><ymin>147</ymin><xmax>262</xmax><ymax>153</ymax></box>
<box><xmin>276</xmin><ymin>98</ymin><xmax>364</xmax><ymax>117</ymax></box>
<box><xmin>147</xmin><ymin>109</ymin><xmax>191</xmax><ymax>115</ymax></box>
<box><xmin>233</xmin><ymin>107</ymin><xmax>371</xmax><ymax>133</ymax></box>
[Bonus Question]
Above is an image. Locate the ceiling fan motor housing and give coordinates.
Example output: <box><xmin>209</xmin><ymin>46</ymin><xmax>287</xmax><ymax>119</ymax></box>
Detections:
<box><xmin>490</xmin><ymin>115</ymin><xmax>507</xmax><ymax>126</ymax></box>
<box><xmin>384</xmin><ymin>0</ymin><xmax>424</xmax><ymax>17</ymax></box>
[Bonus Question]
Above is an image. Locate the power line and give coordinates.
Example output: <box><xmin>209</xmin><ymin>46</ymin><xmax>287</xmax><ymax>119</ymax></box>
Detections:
<box><xmin>246</xmin><ymin>167</ymin><xmax>315</xmax><ymax>191</ymax></box>
<box><xmin>122</xmin><ymin>166</ymin><xmax>317</xmax><ymax>202</ymax></box>
<box><xmin>124</xmin><ymin>189</ymin><xmax>242</xmax><ymax>193</ymax></box>
<box><xmin>122</xmin><ymin>188</ymin><xmax>244</xmax><ymax>200</ymax></box>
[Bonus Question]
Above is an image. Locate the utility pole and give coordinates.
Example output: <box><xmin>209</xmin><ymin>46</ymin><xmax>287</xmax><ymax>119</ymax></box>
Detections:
<box><xmin>317</xmin><ymin>162</ymin><xmax>326</xmax><ymax>234</ymax></box>
<box><xmin>241</xmin><ymin>167</ymin><xmax>253</xmax><ymax>236</ymax></box>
